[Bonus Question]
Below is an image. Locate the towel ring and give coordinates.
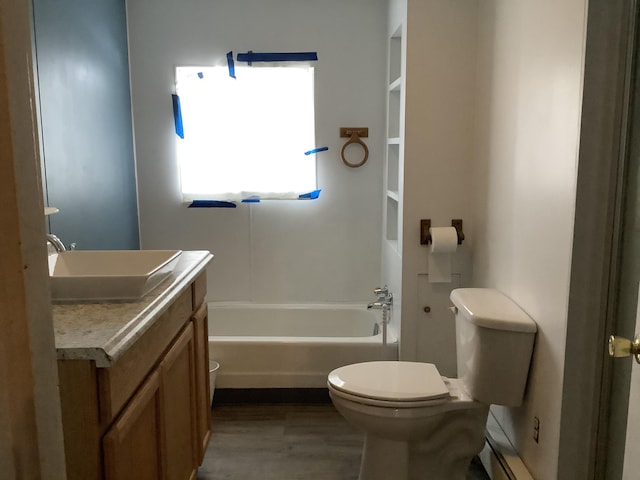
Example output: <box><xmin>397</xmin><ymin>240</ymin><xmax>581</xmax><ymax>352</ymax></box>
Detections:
<box><xmin>341</xmin><ymin>132</ymin><xmax>369</xmax><ymax>168</ymax></box>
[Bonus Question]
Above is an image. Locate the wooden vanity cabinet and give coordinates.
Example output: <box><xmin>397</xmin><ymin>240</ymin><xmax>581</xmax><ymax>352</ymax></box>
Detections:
<box><xmin>192</xmin><ymin>301</ymin><xmax>211</xmax><ymax>462</ymax></box>
<box><xmin>160</xmin><ymin>322</ymin><xmax>198</xmax><ymax>480</ymax></box>
<box><xmin>58</xmin><ymin>273</ymin><xmax>210</xmax><ymax>480</ymax></box>
<box><xmin>102</xmin><ymin>371</ymin><xmax>164</xmax><ymax>480</ymax></box>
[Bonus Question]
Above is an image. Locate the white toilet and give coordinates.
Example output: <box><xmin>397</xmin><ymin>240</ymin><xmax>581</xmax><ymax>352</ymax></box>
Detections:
<box><xmin>327</xmin><ymin>288</ymin><xmax>537</xmax><ymax>480</ymax></box>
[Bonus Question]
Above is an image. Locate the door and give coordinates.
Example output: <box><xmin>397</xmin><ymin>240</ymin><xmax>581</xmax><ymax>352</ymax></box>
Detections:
<box><xmin>607</xmin><ymin>295</ymin><xmax>640</xmax><ymax>480</ymax></box>
<box><xmin>103</xmin><ymin>371</ymin><xmax>164</xmax><ymax>480</ymax></box>
<box><xmin>606</xmin><ymin>140</ymin><xmax>640</xmax><ymax>474</ymax></box>
<box><xmin>416</xmin><ymin>274</ymin><xmax>461</xmax><ymax>377</ymax></box>
<box><xmin>605</xmin><ymin>8</ymin><xmax>640</xmax><ymax>476</ymax></box>
<box><xmin>160</xmin><ymin>323</ymin><xmax>199</xmax><ymax>480</ymax></box>
<box><xmin>192</xmin><ymin>303</ymin><xmax>212</xmax><ymax>462</ymax></box>
<box><xmin>622</xmin><ymin>340</ymin><xmax>640</xmax><ymax>479</ymax></box>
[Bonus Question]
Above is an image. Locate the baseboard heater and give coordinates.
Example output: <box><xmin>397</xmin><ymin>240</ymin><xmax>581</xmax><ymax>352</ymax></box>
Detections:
<box><xmin>480</xmin><ymin>411</ymin><xmax>534</xmax><ymax>480</ymax></box>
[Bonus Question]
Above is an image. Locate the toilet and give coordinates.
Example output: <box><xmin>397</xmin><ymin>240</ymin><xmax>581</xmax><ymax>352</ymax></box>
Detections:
<box><xmin>327</xmin><ymin>288</ymin><xmax>537</xmax><ymax>480</ymax></box>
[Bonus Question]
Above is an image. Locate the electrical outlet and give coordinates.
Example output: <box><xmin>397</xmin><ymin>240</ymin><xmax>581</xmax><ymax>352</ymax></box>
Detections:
<box><xmin>533</xmin><ymin>416</ymin><xmax>540</xmax><ymax>443</ymax></box>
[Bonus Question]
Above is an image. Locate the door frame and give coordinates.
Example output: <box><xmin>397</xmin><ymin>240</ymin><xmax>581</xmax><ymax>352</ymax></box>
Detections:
<box><xmin>559</xmin><ymin>0</ymin><xmax>639</xmax><ymax>478</ymax></box>
<box><xmin>0</xmin><ymin>0</ymin><xmax>67</xmax><ymax>477</ymax></box>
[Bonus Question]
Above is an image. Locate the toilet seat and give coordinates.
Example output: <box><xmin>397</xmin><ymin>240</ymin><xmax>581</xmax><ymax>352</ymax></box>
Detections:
<box><xmin>328</xmin><ymin>361</ymin><xmax>451</xmax><ymax>408</ymax></box>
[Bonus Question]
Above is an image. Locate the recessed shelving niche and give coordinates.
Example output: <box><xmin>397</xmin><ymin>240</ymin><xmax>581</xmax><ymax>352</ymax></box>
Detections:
<box><xmin>386</xmin><ymin>196</ymin><xmax>399</xmax><ymax>245</ymax></box>
<box><xmin>388</xmin><ymin>88</ymin><xmax>401</xmax><ymax>139</ymax></box>
<box><xmin>384</xmin><ymin>25</ymin><xmax>403</xmax><ymax>250</ymax></box>
<box><xmin>387</xmin><ymin>143</ymin><xmax>399</xmax><ymax>196</ymax></box>
<box><xmin>389</xmin><ymin>28</ymin><xmax>402</xmax><ymax>84</ymax></box>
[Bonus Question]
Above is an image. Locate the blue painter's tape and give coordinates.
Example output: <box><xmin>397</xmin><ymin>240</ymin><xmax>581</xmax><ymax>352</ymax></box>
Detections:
<box><xmin>188</xmin><ymin>200</ymin><xmax>236</xmax><ymax>208</ymax></box>
<box><xmin>171</xmin><ymin>94</ymin><xmax>184</xmax><ymax>139</ymax></box>
<box><xmin>237</xmin><ymin>51</ymin><xmax>318</xmax><ymax>65</ymax></box>
<box><xmin>226</xmin><ymin>51</ymin><xmax>236</xmax><ymax>78</ymax></box>
<box><xmin>244</xmin><ymin>50</ymin><xmax>253</xmax><ymax>66</ymax></box>
<box><xmin>197</xmin><ymin>71</ymin><xmax>204</xmax><ymax>79</ymax></box>
<box><xmin>241</xmin><ymin>196</ymin><xmax>261</xmax><ymax>203</ymax></box>
<box><xmin>304</xmin><ymin>147</ymin><xmax>328</xmax><ymax>156</ymax></box>
<box><xmin>298</xmin><ymin>189</ymin><xmax>321</xmax><ymax>200</ymax></box>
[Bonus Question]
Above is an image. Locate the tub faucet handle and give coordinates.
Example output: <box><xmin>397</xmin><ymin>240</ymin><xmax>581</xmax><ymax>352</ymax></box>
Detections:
<box><xmin>368</xmin><ymin>294</ymin><xmax>393</xmax><ymax>310</ymax></box>
<box><xmin>374</xmin><ymin>286</ymin><xmax>389</xmax><ymax>297</ymax></box>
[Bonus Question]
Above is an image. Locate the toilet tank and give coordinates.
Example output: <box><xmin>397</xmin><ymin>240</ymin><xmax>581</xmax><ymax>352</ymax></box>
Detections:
<box><xmin>450</xmin><ymin>288</ymin><xmax>537</xmax><ymax>407</ymax></box>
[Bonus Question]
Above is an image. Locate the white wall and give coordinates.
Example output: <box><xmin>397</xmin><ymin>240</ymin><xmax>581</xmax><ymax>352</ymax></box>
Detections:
<box><xmin>127</xmin><ymin>0</ymin><xmax>387</xmax><ymax>303</ymax></box>
<box><xmin>472</xmin><ymin>1</ymin><xmax>587</xmax><ymax>478</ymax></box>
<box><xmin>127</xmin><ymin>1</ymin><xmax>591</xmax><ymax>477</ymax></box>
<box><xmin>399</xmin><ymin>0</ymin><xmax>477</xmax><ymax>367</ymax></box>
<box><xmin>381</xmin><ymin>0</ymin><xmax>477</xmax><ymax>366</ymax></box>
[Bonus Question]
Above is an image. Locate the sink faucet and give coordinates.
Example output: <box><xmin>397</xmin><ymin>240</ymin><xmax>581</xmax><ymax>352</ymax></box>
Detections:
<box><xmin>46</xmin><ymin>233</ymin><xmax>66</xmax><ymax>252</ymax></box>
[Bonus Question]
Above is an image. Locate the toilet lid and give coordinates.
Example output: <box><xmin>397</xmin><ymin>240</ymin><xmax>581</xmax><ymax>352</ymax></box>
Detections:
<box><xmin>328</xmin><ymin>361</ymin><xmax>450</xmax><ymax>402</ymax></box>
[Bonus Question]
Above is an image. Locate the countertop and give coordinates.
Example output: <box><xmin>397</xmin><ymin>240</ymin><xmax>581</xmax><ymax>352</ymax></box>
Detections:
<box><xmin>53</xmin><ymin>250</ymin><xmax>213</xmax><ymax>367</ymax></box>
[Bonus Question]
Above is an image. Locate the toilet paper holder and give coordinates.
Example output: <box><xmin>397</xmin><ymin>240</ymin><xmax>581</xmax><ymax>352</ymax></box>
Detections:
<box><xmin>420</xmin><ymin>219</ymin><xmax>465</xmax><ymax>245</ymax></box>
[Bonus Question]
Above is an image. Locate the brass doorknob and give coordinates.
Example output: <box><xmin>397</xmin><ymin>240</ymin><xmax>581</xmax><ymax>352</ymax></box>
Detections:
<box><xmin>608</xmin><ymin>335</ymin><xmax>640</xmax><ymax>363</ymax></box>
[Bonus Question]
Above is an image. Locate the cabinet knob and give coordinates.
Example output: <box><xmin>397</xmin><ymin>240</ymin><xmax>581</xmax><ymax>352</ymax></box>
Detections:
<box><xmin>423</xmin><ymin>306</ymin><xmax>431</xmax><ymax>313</ymax></box>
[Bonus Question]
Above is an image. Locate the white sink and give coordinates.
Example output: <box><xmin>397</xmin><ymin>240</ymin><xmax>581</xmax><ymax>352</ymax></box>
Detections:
<box><xmin>49</xmin><ymin>250</ymin><xmax>182</xmax><ymax>301</ymax></box>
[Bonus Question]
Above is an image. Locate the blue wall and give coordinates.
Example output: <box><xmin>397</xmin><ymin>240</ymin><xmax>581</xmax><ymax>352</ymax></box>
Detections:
<box><xmin>33</xmin><ymin>0</ymin><xmax>139</xmax><ymax>250</ymax></box>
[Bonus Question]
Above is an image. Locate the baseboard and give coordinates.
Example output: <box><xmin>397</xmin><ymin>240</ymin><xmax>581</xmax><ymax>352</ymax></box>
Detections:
<box><xmin>480</xmin><ymin>411</ymin><xmax>534</xmax><ymax>480</ymax></box>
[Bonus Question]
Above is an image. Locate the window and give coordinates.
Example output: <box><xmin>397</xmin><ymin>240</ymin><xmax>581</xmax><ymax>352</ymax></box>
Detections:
<box><xmin>175</xmin><ymin>65</ymin><xmax>317</xmax><ymax>202</ymax></box>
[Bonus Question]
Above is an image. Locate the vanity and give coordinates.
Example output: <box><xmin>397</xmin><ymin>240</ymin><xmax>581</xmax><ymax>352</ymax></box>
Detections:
<box><xmin>53</xmin><ymin>250</ymin><xmax>213</xmax><ymax>480</ymax></box>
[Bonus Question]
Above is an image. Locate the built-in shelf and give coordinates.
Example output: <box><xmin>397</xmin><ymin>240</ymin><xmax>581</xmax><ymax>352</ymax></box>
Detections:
<box><xmin>385</xmin><ymin>24</ymin><xmax>403</xmax><ymax>248</ymax></box>
<box><xmin>386</xmin><ymin>196</ymin><xmax>398</xmax><ymax>241</ymax></box>
<box><xmin>387</xmin><ymin>190</ymin><xmax>399</xmax><ymax>202</ymax></box>
<box><xmin>389</xmin><ymin>28</ymin><xmax>402</xmax><ymax>84</ymax></box>
<box><xmin>388</xmin><ymin>89</ymin><xmax>400</xmax><ymax>138</ymax></box>
<box><xmin>387</xmin><ymin>143</ymin><xmax>399</xmax><ymax>192</ymax></box>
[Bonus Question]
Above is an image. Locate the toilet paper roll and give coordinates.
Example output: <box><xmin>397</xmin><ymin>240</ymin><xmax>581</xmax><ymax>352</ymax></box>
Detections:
<box><xmin>428</xmin><ymin>227</ymin><xmax>458</xmax><ymax>283</ymax></box>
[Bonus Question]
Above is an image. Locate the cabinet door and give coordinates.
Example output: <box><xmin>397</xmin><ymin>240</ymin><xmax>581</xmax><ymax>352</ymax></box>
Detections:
<box><xmin>103</xmin><ymin>371</ymin><xmax>163</xmax><ymax>480</ymax></box>
<box><xmin>416</xmin><ymin>274</ymin><xmax>461</xmax><ymax>377</ymax></box>
<box><xmin>192</xmin><ymin>302</ymin><xmax>211</xmax><ymax>462</ymax></box>
<box><xmin>160</xmin><ymin>323</ymin><xmax>198</xmax><ymax>480</ymax></box>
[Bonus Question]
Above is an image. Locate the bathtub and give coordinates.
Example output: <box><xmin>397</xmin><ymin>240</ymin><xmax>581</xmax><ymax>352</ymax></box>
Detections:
<box><xmin>208</xmin><ymin>303</ymin><xmax>399</xmax><ymax>388</ymax></box>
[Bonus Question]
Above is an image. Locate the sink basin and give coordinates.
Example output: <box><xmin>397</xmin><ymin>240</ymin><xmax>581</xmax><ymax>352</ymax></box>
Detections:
<box><xmin>49</xmin><ymin>250</ymin><xmax>182</xmax><ymax>301</ymax></box>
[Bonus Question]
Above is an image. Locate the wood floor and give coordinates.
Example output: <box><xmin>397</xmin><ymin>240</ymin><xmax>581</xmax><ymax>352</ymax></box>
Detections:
<box><xmin>197</xmin><ymin>403</ymin><xmax>490</xmax><ymax>480</ymax></box>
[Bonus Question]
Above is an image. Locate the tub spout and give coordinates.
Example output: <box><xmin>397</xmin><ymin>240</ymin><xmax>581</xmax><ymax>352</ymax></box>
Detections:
<box><xmin>367</xmin><ymin>301</ymin><xmax>387</xmax><ymax>310</ymax></box>
<box><xmin>367</xmin><ymin>292</ymin><xmax>393</xmax><ymax>310</ymax></box>
<box><xmin>367</xmin><ymin>294</ymin><xmax>392</xmax><ymax>346</ymax></box>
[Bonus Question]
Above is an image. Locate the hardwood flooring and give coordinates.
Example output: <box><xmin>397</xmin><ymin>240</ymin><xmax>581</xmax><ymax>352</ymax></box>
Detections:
<box><xmin>197</xmin><ymin>403</ymin><xmax>490</xmax><ymax>479</ymax></box>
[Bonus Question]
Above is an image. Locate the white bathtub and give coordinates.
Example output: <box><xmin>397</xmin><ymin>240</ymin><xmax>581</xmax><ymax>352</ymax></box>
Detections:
<box><xmin>208</xmin><ymin>303</ymin><xmax>399</xmax><ymax>388</ymax></box>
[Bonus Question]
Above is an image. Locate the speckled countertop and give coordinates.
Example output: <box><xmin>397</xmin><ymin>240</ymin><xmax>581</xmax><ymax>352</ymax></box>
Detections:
<box><xmin>53</xmin><ymin>250</ymin><xmax>213</xmax><ymax>367</ymax></box>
